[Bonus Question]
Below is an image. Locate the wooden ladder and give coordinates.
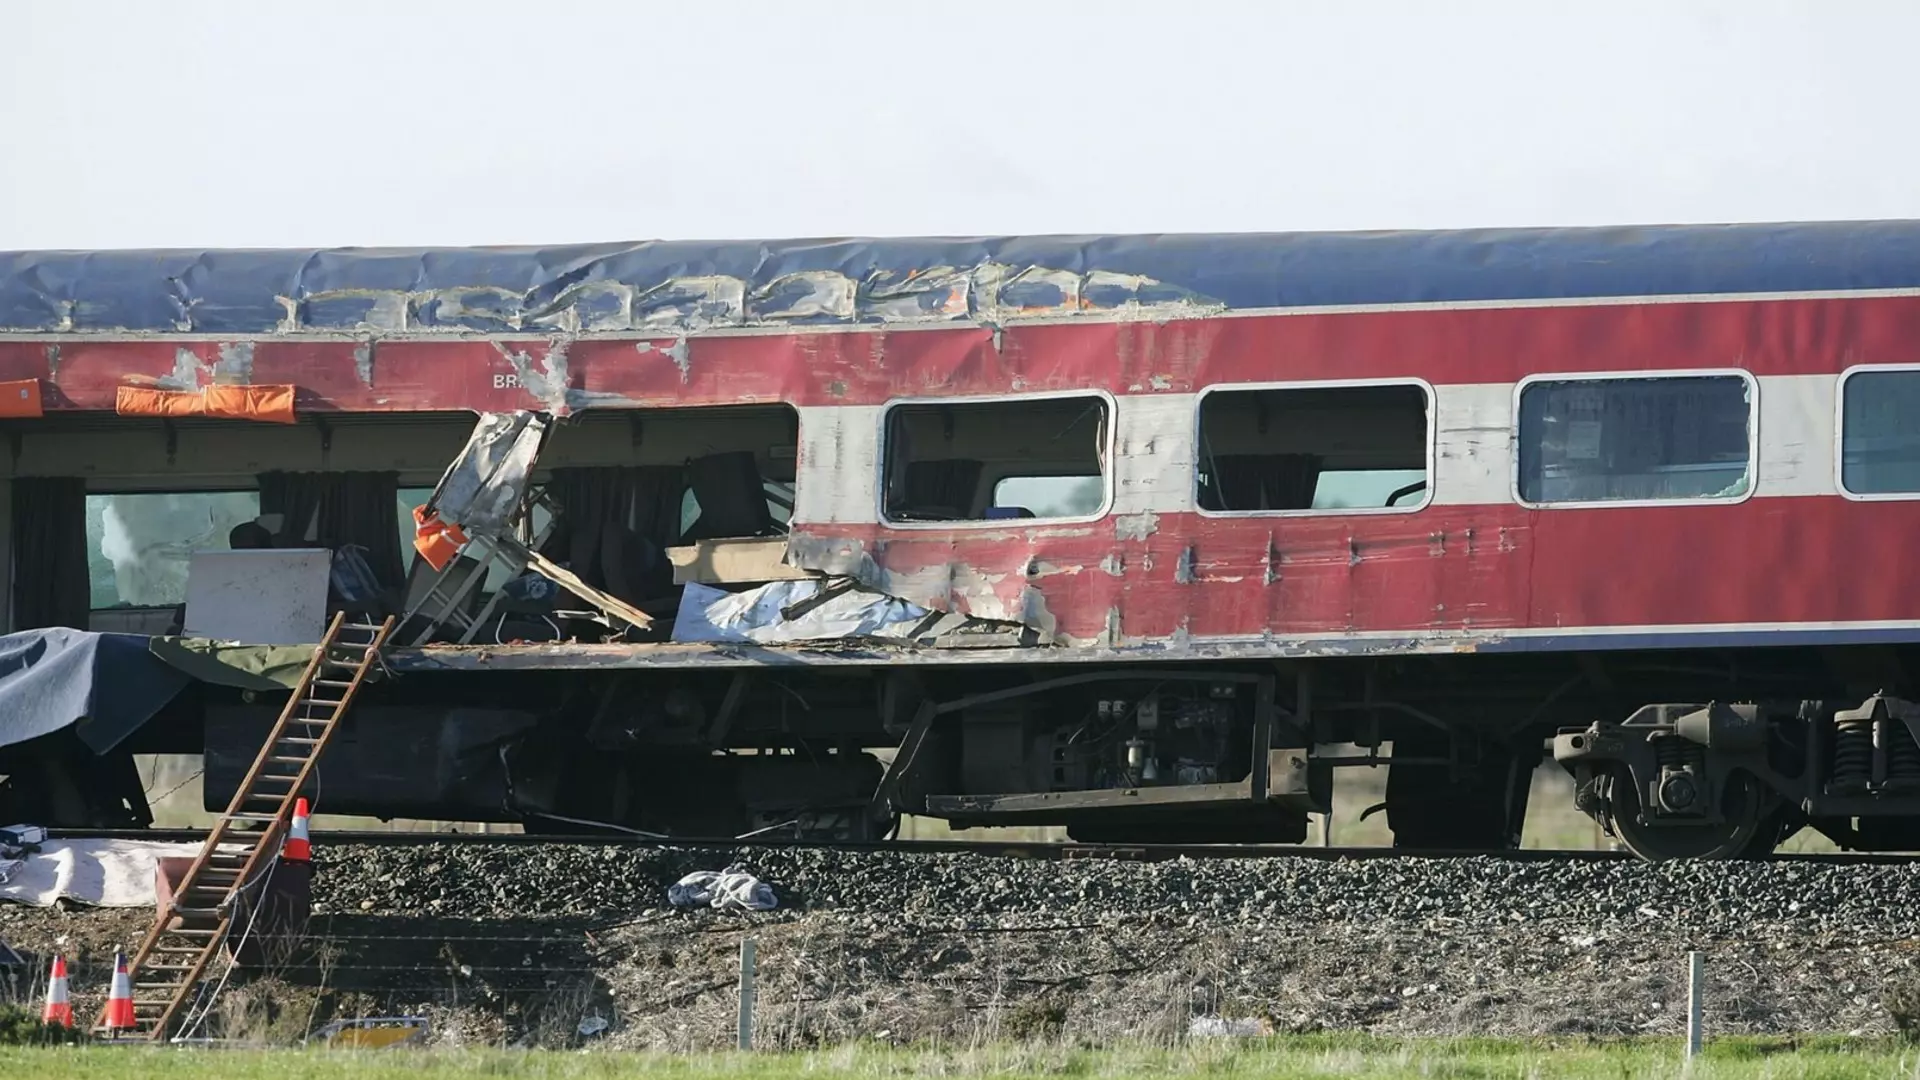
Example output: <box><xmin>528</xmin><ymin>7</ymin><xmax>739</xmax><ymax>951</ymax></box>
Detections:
<box><xmin>99</xmin><ymin>612</ymin><xmax>395</xmax><ymax>1041</ymax></box>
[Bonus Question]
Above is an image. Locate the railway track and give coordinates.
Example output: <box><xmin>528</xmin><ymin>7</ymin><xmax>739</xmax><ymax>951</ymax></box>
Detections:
<box><xmin>47</xmin><ymin>828</ymin><xmax>1915</xmax><ymax>864</ymax></box>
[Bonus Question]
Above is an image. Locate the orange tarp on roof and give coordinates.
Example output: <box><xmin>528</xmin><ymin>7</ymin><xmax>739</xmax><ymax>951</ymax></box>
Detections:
<box><xmin>115</xmin><ymin>384</ymin><xmax>297</xmax><ymax>424</ymax></box>
<box><xmin>203</xmin><ymin>384</ymin><xmax>296</xmax><ymax>424</ymax></box>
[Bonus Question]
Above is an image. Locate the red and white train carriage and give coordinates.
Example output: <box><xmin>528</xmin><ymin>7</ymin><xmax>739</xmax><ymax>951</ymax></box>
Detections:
<box><xmin>3</xmin><ymin>220</ymin><xmax>1919</xmax><ymax>859</ymax></box>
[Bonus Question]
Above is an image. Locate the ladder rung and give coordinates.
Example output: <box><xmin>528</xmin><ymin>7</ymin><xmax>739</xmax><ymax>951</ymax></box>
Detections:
<box><xmin>223</xmin><ymin>813</ymin><xmax>280</xmax><ymax>822</ymax></box>
<box><xmin>313</xmin><ymin>678</ymin><xmax>356</xmax><ymax>689</ymax></box>
<box><xmin>265</xmin><ymin>755</ymin><xmax>311</xmax><ymax>765</ymax></box>
<box><xmin>276</xmin><ymin>737</ymin><xmax>325</xmax><ymax>746</ymax></box>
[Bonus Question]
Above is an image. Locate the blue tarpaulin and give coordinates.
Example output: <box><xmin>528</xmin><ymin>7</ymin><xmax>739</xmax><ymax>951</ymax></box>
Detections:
<box><xmin>5</xmin><ymin>220</ymin><xmax>1920</xmax><ymax>335</ymax></box>
<box><xmin>0</xmin><ymin>629</ymin><xmax>191</xmax><ymax>754</ymax></box>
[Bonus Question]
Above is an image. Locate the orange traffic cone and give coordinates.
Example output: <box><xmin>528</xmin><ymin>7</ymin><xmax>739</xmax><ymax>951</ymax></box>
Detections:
<box><xmin>41</xmin><ymin>955</ymin><xmax>71</xmax><ymax>1027</ymax></box>
<box><xmin>103</xmin><ymin>951</ymin><xmax>135</xmax><ymax>1033</ymax></box>
<box><xmin>283</xmin><ymin>798</ymin><xmax>311</xmax><ymax>863</ymax></box>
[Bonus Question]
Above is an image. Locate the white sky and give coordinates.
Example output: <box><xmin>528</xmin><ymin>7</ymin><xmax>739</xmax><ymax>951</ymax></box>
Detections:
<box><xmin>3</xmin><ymin>0</ymin><xmax>1915</xmax><ymax>250</ymax></box>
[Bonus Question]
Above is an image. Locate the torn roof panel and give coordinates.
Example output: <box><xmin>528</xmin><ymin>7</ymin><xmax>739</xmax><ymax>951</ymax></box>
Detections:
<box><xmin>7</xmin><ymin>220</ymin><xmax>1920</xmax><ymax>336</ymax></box>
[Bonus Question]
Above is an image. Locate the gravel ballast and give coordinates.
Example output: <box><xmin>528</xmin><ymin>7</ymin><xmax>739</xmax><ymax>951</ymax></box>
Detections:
<box><xmin>2</xmin><ymin>843</ymin><xmax>1914</xmax><ymax>1047</ymax></box>
<box><xmin>308</xmin><ymin>843</ymin><xmax>1920</xmax><ymax>937</ymax></box>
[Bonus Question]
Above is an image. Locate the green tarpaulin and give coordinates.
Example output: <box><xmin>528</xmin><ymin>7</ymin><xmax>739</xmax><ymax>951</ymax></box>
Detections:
<box><xmin>146</xmin><ymin>637</ymin><xmax>321</xmax><ymax>692</ymax></box>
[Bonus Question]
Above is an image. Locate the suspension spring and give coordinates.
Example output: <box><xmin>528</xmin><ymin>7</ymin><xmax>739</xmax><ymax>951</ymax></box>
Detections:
<box><xmin>1830</xmin><ymin>714</ymin><xmax>1874</xmax><ymax>792</ymax></box>
<box><xmin>1887</xmin><ymin>717</ymin><xmax>1920</xmax><ymax>785</ymax></box>
<box><xmin>1654</xmin><ymin>736</ymin><xmax>1704</xmax><ymax>771</ymax></box>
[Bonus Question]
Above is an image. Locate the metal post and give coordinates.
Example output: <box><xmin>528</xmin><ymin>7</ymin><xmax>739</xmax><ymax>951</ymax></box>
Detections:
<box><xmin>1685</xmin><ymin>951</ymin><xmax>1704</xmax><ymax>1059</ymax></box>
<box><xmin>737</xmin><ymin>937</ymin><xmax>756</xmax><ymax>1051</ymax></box>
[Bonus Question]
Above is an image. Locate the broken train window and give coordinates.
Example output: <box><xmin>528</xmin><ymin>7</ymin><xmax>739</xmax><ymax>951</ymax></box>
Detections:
<box><xmin>883</xmin><ymin>394</ymin><xmax>1110</xmax><ymax>522</ymax></box>
<box><xmin>1516</xmin><ymin>373</ymin><xmax>1753</xmax><ymax>505</ymax></box>
<box><xmin>88</xmin><ymin>490</ymin><xmax>264</xmax><ymax>609</ymax></box>
<box><xmin>1839</xmin><ymin>366</ymin><xmax>1920</xmax><ymax>496</ymax></box>
<box><xmin>1196</xmin><ymin>382</ymin><xmax>1431</xmax><ymax>513</ymax></box>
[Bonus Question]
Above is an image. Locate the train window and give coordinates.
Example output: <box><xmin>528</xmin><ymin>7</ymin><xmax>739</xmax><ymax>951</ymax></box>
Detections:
<box><xmin>1516</xmin><ymin>374</ymin><xmax>1753</xmax><ymax>505</ymax></box>
<box><xmin>992</xmin><ymin>475</ymin><xmax>1105</xmax><ymax>518</ymax></box>
<box><xmin>1196</xmin><ymin>382</ymin><xmax>1431</xmax><ymax>514</ymax></box>
<box><xmin>1839</xmin><ymin>368</ymin><xmax>1920</xmax><ymax>496</ymax></box>
<box><xmin>883</xmin><ymin>395</ymin><xmax>1110</xmax><ymax>523</ymax></box>
<box><xmin>87</xmin><ymin>490</ymin><xmax>263</xmax><ymax>609</ymax></box>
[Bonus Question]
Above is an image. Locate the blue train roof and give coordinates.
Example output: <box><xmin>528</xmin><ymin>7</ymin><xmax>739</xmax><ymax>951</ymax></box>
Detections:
<box><xmin>5</xmin><ymin>220</ymin><xmax>1920</xmax><ymax>335</ymax></box>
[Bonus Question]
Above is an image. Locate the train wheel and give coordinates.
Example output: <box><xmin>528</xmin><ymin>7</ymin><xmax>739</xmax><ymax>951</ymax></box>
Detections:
<box><xmin>1606</xmin><ymin>767</ymin><xmax>1767</xmax><ymax>861</ymax></box>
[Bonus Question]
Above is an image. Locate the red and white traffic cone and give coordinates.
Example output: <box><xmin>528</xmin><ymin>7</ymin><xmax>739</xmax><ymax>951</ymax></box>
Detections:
<box><xmin>283</xmin><ymin>797</ymin><xmax>311</xmax><ymax>863</ymax></box>
<box><xmin>40</xmin><ymin>955</ymin><xmax>71</xmax><ymax>1027</ymax></box>
<box><xmin>103</xmin><ymin>951</ymin><xmax>135</xmax><ymax>1033</ymax></box>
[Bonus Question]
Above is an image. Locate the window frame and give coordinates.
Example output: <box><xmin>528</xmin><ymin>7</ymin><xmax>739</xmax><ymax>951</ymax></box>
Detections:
<box><xmin>876</xmin><ymin>389</ymin><xmax>1118</xmax><ymax>530</ymax></box>
<box><xmin>1191</xmin><ymin>376</ymin><xmax>1437</xmax><ymax>519</ymax></box>
<box><xmin>1509</xmin><ymin>367</ymin><xmax>1761</xmax><ymax>511</ymax></box>
<box><xmin>1834</xmin><ymin>362</ymin><xmax>1920</xmax><ymax>503</ymax></box>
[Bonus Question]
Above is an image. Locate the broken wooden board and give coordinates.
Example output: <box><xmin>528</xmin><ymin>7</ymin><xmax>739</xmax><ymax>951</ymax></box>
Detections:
<box><xmin>513</xmin><ymin>543</ymin><xmax>654</xmax><ymax>629</ymax></box>
<box><xmin>667</xmin><ymin>537</ymin><xmax>809</xmax><ymax>585</ymax></box>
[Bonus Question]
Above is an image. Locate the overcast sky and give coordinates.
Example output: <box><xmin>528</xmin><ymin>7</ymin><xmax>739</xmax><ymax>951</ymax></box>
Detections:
<box><xmin>2</xmin><ymin>1</ymin><xmax>1913</xmax><ymax>251</ymax></box>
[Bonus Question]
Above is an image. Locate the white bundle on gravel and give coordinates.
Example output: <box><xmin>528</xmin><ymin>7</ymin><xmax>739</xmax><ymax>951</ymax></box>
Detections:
<box><xmin>668</xmin><ymin>868</ymin><xmax>778</xmax><ymax>911</ymax></box>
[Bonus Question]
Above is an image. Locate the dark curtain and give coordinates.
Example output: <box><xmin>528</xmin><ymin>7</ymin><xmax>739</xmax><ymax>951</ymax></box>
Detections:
<box><xmin>627</xmin><ymin>467</ymin><xmax>687</xmax><ymax>549</ymax></box>
<box><xmin>542</xmin><ymin>466</ymin><xmax>683</xmax><ymax>601</ymax></box>
<box><xmin>12</xmin><ymin>477</ymin><xmax>90</xmax><ymax>630</ymax></box>
<box><xmin>900</xmin><ymin>459</ymin><xmax>984</xmax><ymax>519</ymax></box>
<box><xmin>682</xmin><ymin>451</ymin><xmax>773</xmax><ymax>540</ymax></box>
<box><xmin>257</xmin><ymin>471</ymin><xmax>325</xmax><ymax>546</ymax></box>
<box><xmin>322</xmin><ymin>472</ymin><xmax>403</xmax><ymax>589</ymax></box>
<box><xmin>1203</xmin><ymin>454</ymin><xmax>1322</xmax><ymax>512</ymax></box>
<box><xmin>257</xmin><ymin>471</ymin><xmax>404</xmax><ymax>589</ymax></box>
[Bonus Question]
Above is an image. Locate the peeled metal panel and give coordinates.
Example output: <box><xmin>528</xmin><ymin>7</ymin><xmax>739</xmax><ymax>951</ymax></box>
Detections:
<box><xmin>425</xmin><ymin>412</ymin><xmax>547</xmax><ymax>537</ymax></box>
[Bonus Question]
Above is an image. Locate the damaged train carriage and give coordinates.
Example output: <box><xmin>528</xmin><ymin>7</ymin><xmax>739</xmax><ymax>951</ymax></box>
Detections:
<box><xmin>6</xmin><ymin>224</ymin><xmax>1920</xmax><ymax>859</ymax></box>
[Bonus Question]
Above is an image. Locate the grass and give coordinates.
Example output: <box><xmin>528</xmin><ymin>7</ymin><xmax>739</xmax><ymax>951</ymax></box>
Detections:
<box><xmin>1</xmin><ymin>1036</ymin><xmax>1918</xmax><ymax>1079</ymax></box>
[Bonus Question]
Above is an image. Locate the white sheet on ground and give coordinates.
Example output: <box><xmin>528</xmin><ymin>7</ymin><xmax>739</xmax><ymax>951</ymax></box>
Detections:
<box><xmin>668</xmin><ymin>869</ymin><xmax>778</xmax><ymax>911</ymax></box>
<box><xmin>0</xmin><ymin>839</ymin><xmax>250</xmax><ymax>908</ymax></box>
<box><xmin>672</xmin><ymin>580</ymin><xmax>962</xmax><ymax>644</ymax></box>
